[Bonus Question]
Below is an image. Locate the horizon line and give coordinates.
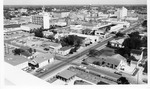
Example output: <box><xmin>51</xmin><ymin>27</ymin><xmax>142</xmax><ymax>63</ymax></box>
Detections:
<box><xmin>4</xmin><ymin>4</ymin><xmax>147</xmax><ymax>6</ymax></box>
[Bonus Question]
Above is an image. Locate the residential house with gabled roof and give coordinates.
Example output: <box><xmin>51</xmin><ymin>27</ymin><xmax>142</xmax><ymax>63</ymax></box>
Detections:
<box><xmin>86</xmin><ymin>54</ymin><xmax>128</xmax><ymax>71</ymax></box>
<box><xmin>109</xmin><ymin>38</ymin><xmax>125</xmax><ymax>48</ymax></box>
<box><xmin>130</xmin><ymin>49</ymin><xmax>143</xmax><ymax>64</ymax></box>
<box><xmin>28</xmin><ymin>52</ymin><xmax>54</xmax><ymax>69</ymax></box>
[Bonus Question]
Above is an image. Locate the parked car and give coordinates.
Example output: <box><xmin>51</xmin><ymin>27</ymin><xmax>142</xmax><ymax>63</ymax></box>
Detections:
<box><xmin>22</xmin><ymin>67</ymin><xmax>32</xmax><ymax>72</ymax></box>
<box><xmin>36</xmin><ymin>68</ymin><xmax>47</xmax><ymax>73</ymax></box>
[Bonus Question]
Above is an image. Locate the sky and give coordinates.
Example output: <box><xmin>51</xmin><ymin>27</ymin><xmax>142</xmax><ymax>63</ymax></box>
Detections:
<box><xmin>4</xmin><ymin>0</ymin><xmax>147</xmax><ymax>5</ymax></box>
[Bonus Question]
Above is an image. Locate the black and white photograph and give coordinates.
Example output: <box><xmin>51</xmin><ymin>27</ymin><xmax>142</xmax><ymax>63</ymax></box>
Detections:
<box><xmin>1</xmin><ymin>0</ymin><xmax>148</xmax><ymax>87</ymax></box>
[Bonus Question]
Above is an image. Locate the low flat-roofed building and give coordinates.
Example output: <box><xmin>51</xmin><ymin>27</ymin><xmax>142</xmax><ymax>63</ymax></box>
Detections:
<box><xmin>21</xmin><ymin>24</ymin><xmax>42</xmax><ymax>32</ymax></box>
<box><xmin>55</xmin><ymin>21</ymin><xmax>67</xmax><ymax>27</ymax></box>
<box><xmin>57</xmin><ymin>46</ymin><xmax>72</xmax><ymax>56</ymax></box>
<box><xmin>4</xmin><ymin>24</ymin><xmax>21</xmax><ymax>28</ymax></box>
<box><xmin>4</xmin><ymin>19</ymin><xmax>18</xmax><ymax>25</ymax></box>
<box><xmin>125</xmin><ymin>16</ymin><xmax>138</xmax><ymax>21</ymax></box>
<box><xmin>108</xmin><ymin>24</ymin><xmax>124</xmax><ymax>33</ymax></box>
<box><xmin>107</xmin><ymin>20</ymin><xmax>130</xmax><ymax>28</ymax></box>
<box><xmin>70</xmin><ymin>25</ymin><xmax>84</xmax><ymax>30</ymax></box>
<box><xmin>4</xmin><ymin>24</ymin><xmax>21</xmax><ymax>32</ymax></box>
<box><xmin>56</xmin><ymin>70</ymin><xmax>76</xmax><ymax>82</ymax></box>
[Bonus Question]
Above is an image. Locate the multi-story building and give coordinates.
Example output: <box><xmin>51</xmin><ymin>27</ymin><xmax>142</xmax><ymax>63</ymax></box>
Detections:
<box><xmin>32</xmin><ymin>6</ymin><xmax>50</xmax><ymax>29</ymax></box>
<box><xmin>115</xmin><ymin>7</ymin><xmax>128</xmax><ymax>19</ymax></box>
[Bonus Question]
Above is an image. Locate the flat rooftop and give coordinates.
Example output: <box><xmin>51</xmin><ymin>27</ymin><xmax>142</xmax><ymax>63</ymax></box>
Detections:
<box><xmin>59</xmin><ymin>46</ymin><xmax>72</xmax><ymax>51</ymax></box>
<box><xmin>4</xmin><ymin>24</ymin><xmax>21</xmax><ymax>28</ymax></box>
<box><xmin>5</xmin><ymin>54</ymin><xmax>29</xmax><ymax>66</ymax></box>
<box><xmin>57</xmin><ymin>70</ymin><xmax>76</xmax><ymax>80</ymax></box>
<box><xmin>22</xmin><ymin>24</ymin><xmax>42</xmax><ymax>29</ymax></box>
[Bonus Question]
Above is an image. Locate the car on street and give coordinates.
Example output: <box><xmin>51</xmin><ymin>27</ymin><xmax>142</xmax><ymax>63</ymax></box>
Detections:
<box><xmin>36</xmin><ymin>68</ymin><xmax>47</xmax><ymax>73</ymax></box>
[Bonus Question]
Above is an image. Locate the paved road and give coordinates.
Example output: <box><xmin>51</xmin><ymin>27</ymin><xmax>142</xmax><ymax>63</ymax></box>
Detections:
<box><xmin>34</xmin><ymin>23</ymin><xmax>140</xmax><ymax>78</ymax></box>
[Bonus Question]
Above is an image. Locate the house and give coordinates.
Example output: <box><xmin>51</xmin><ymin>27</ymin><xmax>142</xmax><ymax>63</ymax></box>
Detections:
<box><xmin>109</xmin><ymin>38</ymin><xmax>125</xmax><ymax>48</ymax></box>
<box><xmin>95</xmin><ymin>30</ymin><xmax>106</xmax><ymax>38</ymax></box>
<box><xmin>86</xmin><ymin>54</ymin><xmax>128</xmax><ymax>71</ymax></box>
<box><xmin>99</xmin><ymin>54</ymin><xmax>128</xmax><ymax>71</ymax></box>
<box><xmin>69</xmin><ymin>32</ymin><xmax>99</xmax><ymax>44</ymax></box>
<box><xmin>57</xmin><ymin>47</ymin><xmax>72</xmax><ymax>56</ymax></box>
<box><xmin>42</xmin><ymin>31</ymin><xmax>53</xmax><ymax>37</ymax></box>
<box><xmin>28</xmin><ymin>52</ymin><xmax>54</xmax><ymax>68</ymax></box>
<box><xmin>130</xmin><ymin>49</ymin><xmax>143</xmax><ymax>64</ymax></box>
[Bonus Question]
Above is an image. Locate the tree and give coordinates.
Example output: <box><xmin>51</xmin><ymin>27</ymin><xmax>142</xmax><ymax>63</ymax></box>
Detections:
<box><xmin>117</xmin><ymin>77</ymin><xmax>130</xmax><ymax>84</ymax></box>
<box><xmin>143</xmin><ymin>61</ymin><xmax>147</xmax><ymax>73</ymax></box>
<box><xmin>28</xmin><ymin>48</ymin><xmax>33</xmax><ymax>53</ymax></box>
<box><xmin>13</xmin><ymin>48</ymin><xmax>24</xmax><ymax>55</ymax></box>
<box><xmin>34</xmin><ymin>29</ymin><xmax>43</xmax><ymax>37</ymax></box>
<box><xmin>51</xmin><ymin>30</ymin><xmax>57</xmax><ymax>34</ymax></box>
<box><xmin>115</xmin><ymin>32</ymin><xmax>124</xmax><ymax>38</ymax></box>
<box><xmin>141</xmin><ymin>36</ymin><xmax>147</xmax><ymax>47</ymax></box>
<box><xmin>115</xmin><ymin>48</ymin><xmax>130</xmax><ymax>57</ymax></box>
<box><xmin>128</xmin><ymin>31</ymin><xmax>140</xmax><ymax>38</ymax></box>
<box><xmin>106</xmin><ymin>41</ymin><xmax>111</xmax><ymax>47</ymax></box>
<box><xmin>55</xmin><ymin>39</ymin><xmax>59</xmax><ymax>43</ymax></box>
<box><xmin>142</xmin><ymin>20</ymin><xmax>147</xmax><ymax>27</ymax></box>
<box><xmin>122</xmin><ymin>37</ymin><xmax>141</xmax><ymax>50</ymax></box>
<box><xmin>60</xmin><ymin>35</ymin><xmax>82</xmax><ymax>47</ymax></box>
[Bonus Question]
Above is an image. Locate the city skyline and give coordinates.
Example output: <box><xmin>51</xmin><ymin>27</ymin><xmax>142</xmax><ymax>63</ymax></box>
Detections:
<box><xmin>4</xmin><ymin>0</ymin><xmax>147</xmax><ymax>5</ymax></box>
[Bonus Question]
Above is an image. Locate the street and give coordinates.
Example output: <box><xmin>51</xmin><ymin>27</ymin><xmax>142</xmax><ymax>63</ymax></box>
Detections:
<box><xmin>34</xmin><ymin>23</ymin><xmax>140</xmax><ymax>78</ymax></box>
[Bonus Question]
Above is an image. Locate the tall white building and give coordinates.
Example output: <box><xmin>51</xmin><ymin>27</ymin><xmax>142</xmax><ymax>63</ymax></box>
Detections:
<box><xmin>115</xmin><ymin>7</ymin><xmax>127</xmax><ymax>19</ymax></box>
<box><xmin>32</xmin><ymin>6</ymin><xmax>51</xmax><ymax>29</ymax></box>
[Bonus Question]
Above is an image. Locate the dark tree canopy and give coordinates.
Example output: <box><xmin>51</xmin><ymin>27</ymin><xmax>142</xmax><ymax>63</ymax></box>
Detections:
<box><xmin>122</xmin><ymin>37</ymin><xmax>141</xmax><ymax>49</ymax></box>
<box><xmin>60</xmin><ymin>35</ymin><xmax>82</xmax><ymax>47</ymax></box>
<box><xmin>128</xmin><ymin>31</ymin><xmax>140</xmax><ymax>38</ymax></box>
<box><xmin>142</xmin><ymin>20</ymin><xmax>147</xmax><ymax>27</ymax></box>
<box><xmin>34</xmin><ymin>29</ymin><xmax>43</xmax><ymax>37</ymax></box>
<box><xmin>143</xmin><ymin>61</ymin><xmax>147</xmax><ymax>73</ymax></box>
<box><xmin>12</xmin><ymin>48</ymin><xmax>24</xmax><ymax>55</ymax></box>
<box><xmin>93</xmin><ymin>61</ymin><xmax>100</xmax><ymax>66</ymax></box>
<box><xmin>141</xmin><ymin>36</ymin><xmax>147</xmax><ymax>47</ymax></box>
<box><xmin>117</xmin><ymin>77</ymin><xmax>130</xmax><ymax>84</ymax></box>
<box><xmin>106</xmin><ymin>41</ymin><xmax>111</xmax><ymax>47</ymax></box>
<box><xmin>115</xmin><ymin>32</ymin><xmax>125</xmax><ymax>38</ymax></box>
